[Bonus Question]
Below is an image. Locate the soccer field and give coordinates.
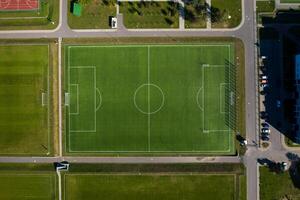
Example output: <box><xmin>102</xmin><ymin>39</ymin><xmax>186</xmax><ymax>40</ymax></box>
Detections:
<box><xmin>65</xmin><ymin>44</ymin><xmax>237</xmax><ymax>154</ymax></box>
<box><xmin>0</xmin><ymin>45</ymin><xmax>51</xmax><ymax>155</ymax></box>
<box><xmin>64</xmin><ymin>173</ymin><xmax>235</xmax><ymax>200</ymax></box>
<box><xmin>0</xmin><ymin>172</ymin><xmax>57</xmax><ymax>199</ymax></box>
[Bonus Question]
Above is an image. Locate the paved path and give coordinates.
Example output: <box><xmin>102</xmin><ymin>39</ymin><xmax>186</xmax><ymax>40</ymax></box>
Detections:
<box><xmin>0</xmin><ymin>156</ymin><xmax>241</xmax><ymax>163</ymax></box>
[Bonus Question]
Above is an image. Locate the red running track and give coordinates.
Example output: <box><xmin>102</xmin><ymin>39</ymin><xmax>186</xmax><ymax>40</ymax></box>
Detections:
<box><xmin>0</xmin><ymin>0</ymin><xmax>39</xmax><ymax>11</ymax></box>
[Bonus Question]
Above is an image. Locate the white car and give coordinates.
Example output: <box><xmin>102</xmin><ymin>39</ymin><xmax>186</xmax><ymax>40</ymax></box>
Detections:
<box><xmin>111</xmin><ymin>17</ymin><xmax>117</xmax><ymax>29</ymax></box>
<box><xmin>261</xmin><ymin>75</ymin><xmax>268</xmax><ymax>80</ymax></box>
<box><xmin>262</xmin><ymin>128</ymin><xmax>270</xmax><ymax>133</ymax></box>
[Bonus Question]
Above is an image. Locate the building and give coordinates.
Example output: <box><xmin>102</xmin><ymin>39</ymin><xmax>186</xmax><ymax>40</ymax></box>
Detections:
<box><xmin>294</xmin><ymin>54</ymin><xmax>300</xmax><ymax>143</ymax></box>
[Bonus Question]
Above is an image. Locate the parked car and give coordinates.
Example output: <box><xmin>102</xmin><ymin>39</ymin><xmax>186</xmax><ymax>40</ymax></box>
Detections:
<box><xmin>261</xmin><ymin>75</ymin><xmax>268</xmax><ymax>80</ymax></box>
<box><xmin>261</xmin><ymin>122</ymin><xmax>269</xmax><ymax>128</ymax></box>
<box><xmin>261</xmin><ymin>132</ymin><xmax>269</xmax><ymax>137</ymax></box>
<box><xmin>262</xmin><ymin>128</ymin><xmax>270</xmax><ymax>133</ymax></box>
<box><xmin>260</xmin><ymin>111</ymin><xmax>268</xmax><ymax>119</ymax></box>
<box><xmin>261</xmin><ymin>79</ymin><xmax>268</xmax><ymax>84</ymax></box>
<box><xmin>261</xmin><ymin>135</ymin><xmax>270</xmax><ymax>141</ymax></box>
<box><xmin>276</xmin><ymin>100</ymin><xmax>281</xmax><ymax>108</ymax></box>
<box><xmin>261</xmin><ymin>83</ymin><xmax>268</xmax><ymax>88</ymax></box>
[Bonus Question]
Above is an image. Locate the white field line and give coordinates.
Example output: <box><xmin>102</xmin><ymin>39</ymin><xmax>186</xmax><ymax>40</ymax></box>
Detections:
<box><xmin>47</xmin><ymin>44</ymin><xmax>50</xmax><ymax>155</ymax></box>
<box><xmin>69</xmin><ymin>84</ymin><xmax>79</xmax><ymax>115</ymax></box>
<box><xmin>147</xmin><ymin>45</ymin><xmax>151</xmax><ymax>152</ymax></box>
<box><xmin>58</xmin><ymin>37</ymin><xmax>62</xmax><ymax>157</ymax></box>
<box><xmin>201</xmin><ymin>44</ymin><xmax>233</xmax><ymax>150</ymax></box>
<box><xmin>220</xmin><ymin>83</ymin><xmax>229</xmax><ymax>114</ymax></box>
<box><xmin>67</xmin><ymin>44</ymin><xmax>234</xmax><ymax>153</ymax></box>
<box><xmin>95</xmin><ymin>88</ymin><xmax>102</xmax><ymax>112</ymax></box>
<box><xmin>202</xmin><ymin>66</ymin><xmax>229</xmax><ymax>132</ymax></box>
<box><xmin>69</xmin><ymin>44</ymin><xmax>231</xmax><ymax>49</ymax></box>
<box><xmin>68</xmin><ymin>66</ymin><xmax>96</xmax><ymax>133</ymax></box>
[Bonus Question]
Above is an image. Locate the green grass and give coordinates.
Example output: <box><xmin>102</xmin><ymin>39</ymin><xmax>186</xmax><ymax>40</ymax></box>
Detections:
<box><xmin>64</xmin><ymin>173</ymin><xmax>235</xmax><ymax>200</ymax></box>
<box><xmin>0</xmin><ymin>45</ymin><xmax>51</xmax><ymax>155</ymax></box>
<box><xmin>119</xmin><ymin>1</ymin><xmax>179</xmax><ymax>28</ymax></box>
<box><xmin>184</xmin><ymin>1</ymin><xmax>207</xmax><ymax>29</ymax></box>
<box><xmin>260</xmin><ymin>167</ymin><xmax>300</xmax><ymax>200</ymax></box>
<box><xmin>281</xmin><ymin>0</ymin><xmax>300</xmax><ymax>3</ymax></box>
<box><xmin>68</xmin><ymin>0</ymin><xmax>116</xmax><ymax>29</ymax></box>
<box><xmin>239</xmin><ymin>175</ymin><xmax>247</xmax><ymax>200</ymax></box>
<box><xmin>211</xmin><ymin>0</ymin><xmax>242</xmax><ymax>28</ymax></box>
<box><xmin>64</xmin><ymin>44</ymin><xmax>237</xmax><ymax>154</ymax></box>
<box><xmin>0</xmin><ymin>172</ymin><xmax>57</xmax><ymax>199</ymax></box>
<box><xmin>256</xmin><ymin>0</ymin><xmax>275</xmax><ymax>13</ymax></box>
<box><xmin>0</xmin><ymin>0</ymin><xmax>59</xmax><ymax>30</ymax></box>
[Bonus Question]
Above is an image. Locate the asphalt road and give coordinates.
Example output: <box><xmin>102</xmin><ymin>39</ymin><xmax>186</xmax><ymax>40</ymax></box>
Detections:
<box><xmin>0</xmin><ymin>0</ymin><xmax>261</xmax><ymax>199</ymax></box>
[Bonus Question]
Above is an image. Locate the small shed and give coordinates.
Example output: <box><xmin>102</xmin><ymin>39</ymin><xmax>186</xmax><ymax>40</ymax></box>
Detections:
<box><xmin>72</xmin><ymin>2</ymin><xmax>82</xmax><ymax>17</ymax></box>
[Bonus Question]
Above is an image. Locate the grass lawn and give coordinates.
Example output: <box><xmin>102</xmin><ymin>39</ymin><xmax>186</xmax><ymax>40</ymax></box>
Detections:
<box><xmin>64</xmin><ymin>43</ymin><xmax>237</xmax><ymax>155</ymax></box>
<box><xmin>260</xmin><ymin>167</ymin><xmax>300</xmax><ymax>199</ymax></box>
<box><xmin>211</xmin><ymin>0</ymin><xmax>242</xmax><ymax>28</ymax></box>
<box><xmin>119</xmin><ymin>1</ymin><xmax>179</xmax><ymax>28</ymax></box>
<box><xmin>0</xmin><ymin>0</ymin><xmax>59</xmax><ymax>30</ymax></box>
<box><xmin>184</xmin><ymin>0</ymin><xmax>207</xmax><ymax>28</ymax></box>
<box><xmin>0</xmin><ymin>172</ymin><xmax>57</xmax><ymax>199</ymax></box>
<box><xmin>256</xmin><ymin>0</ymin><xmax>275</xmax><ymax>13</ymax></box>
<box><xmin>281</xmin><ymin>0</ymin><xmax>300</xmax><ymax>3</ymax></box>
<box><xmin>64</xmin><ymin>173</ymin><xmax>235</xmax><ymax>200</ymax></box>
<box><xmin>68</xmin><ymin>0</ymin><xmax>116</xmax><ymax>29</ymax></box>
<box><xmin>0</xmin><ymin>45</ymin><xmax>52</xmax><ymax>155</ymax></box>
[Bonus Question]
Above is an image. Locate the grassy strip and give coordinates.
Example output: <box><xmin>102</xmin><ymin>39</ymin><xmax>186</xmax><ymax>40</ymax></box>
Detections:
<box><xmin>49</xmin><ymin>41</ymin><xmax>60</xmax><ymax>156</ymax></box>
<box><xmin>0</xmin><ymin>163</ymin><xmax>55</xmax><ymax>171</ymax></box>
<box><xmin>0</xmin><ymin>172</ymin><xmax>57</xmax><ymax>200</ymax></box>
<box><xmin>239</xmin><ymin>175</ymin><xmax>247</xmax><ymax>200</ymax></box>
<box><xmin>280</xmin><ymin>0</ymin><xmax>300</xmax><ymax>3</ymax></box>
<box><xmin>119</xmin><ymin>1</ymin><xmax>179</xmax><ymax>28</ymax></box>
<box><xmin>211</xmin><ymin>0</ymin><xmax>242</xmax><ymax>28</ymax></box>
<box><xmin>0</xmin><ymin>0</ymin><xmax>59</xmax><ymax>30</ymax></box>
<box><xmin>63</xmin><ymin>173</ymin><xmax>236</xmax><ymax>200</ymax></box>
<box><xmin>256</xmin><ymin>0</ymin><xmax>275</xmax><ymax>13</ymax></box>
<box><xmin>260</xmin><ymin>166</ymin><xmax>300</xmax><ymax>200</ymax></box>
<box><xmin>69</xmin><ymin>163</ymin><xmax>244</xmax><ymax>174</ymax></box>
<box><xmin>68</xmin><ymin>0</ymin><xmax>116</xmax><ymax>29</ymax></box>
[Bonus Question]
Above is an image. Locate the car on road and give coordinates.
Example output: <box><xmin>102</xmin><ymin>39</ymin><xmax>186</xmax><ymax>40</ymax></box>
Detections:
<box><xmin>260</xmin><ymin>111</ymin><xmax>268</xmax><ymax>119</ymax></box>
<box><xmin>261</xmin><ymin>135</ymin><xmax>270</xmax><ymax>141</ymax></box>
<box><xmin>261</xmin><ymin>83</ymin><xmax>268</xmax><ymax>88</ymax></box>
<box><xmin>277</xmin><ymin>100</ymin><xmax>281</xmax><ymax>108</ymax></box>
<box><xmin>261</xmin><ymin>75</ymin><xmax>268</xmax><ymax>80</ymax></box>
<box><xmin>262</xmin><ymin>128</ymin><xmax>270</xmax><ymax>133</ymax></box>
<box><xmin>261</xmin><ymin>122</ymin><xmax>269</xmax><ymax>128</ymax></box>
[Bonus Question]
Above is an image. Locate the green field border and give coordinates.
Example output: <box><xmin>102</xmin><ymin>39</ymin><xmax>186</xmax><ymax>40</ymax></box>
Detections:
<box><xmin>0</xmin><ymin>39</ymin><xmax>58</xmax><ymax>156</ymax></box>
<box><xmin>62</xmin><ymin>163</ymin><xmax>246</xmax><ymax>200</ymax></box>
<box><xmin>0</xmin><ymin>43</ymin><xmax>51</xmax><ymax>156</ymax></box>
<box><xmin>62</xmin><ymin>37</ymin><xmax>245</xmax><ymax>156</ymax></box>
<box><xmin>65</xmin><ymin>44</ymin><xmax>234</xmax><ymax>155</ymax></box>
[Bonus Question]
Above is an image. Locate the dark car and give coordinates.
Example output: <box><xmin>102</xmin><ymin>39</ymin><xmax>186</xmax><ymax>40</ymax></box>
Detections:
<box><xmin>261</xmin><ymin>135</ymin><xmax>270</xmax><ymax>141</ymax></box>
<box><xmin>261</xmin><ymin>122</ymin><xmax>269</xmax><ymax>128</ymax></box>
<box><xmin>260</xmin><ymin>111</ymin><xmax>268</xmax><ymax>119</ymax></box>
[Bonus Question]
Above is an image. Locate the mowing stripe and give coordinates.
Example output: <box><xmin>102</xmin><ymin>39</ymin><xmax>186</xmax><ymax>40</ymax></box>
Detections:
<box><xmin>66</xmin><ymin>44</ymin><xmax>235</xmax><ymax>153</ymax></box>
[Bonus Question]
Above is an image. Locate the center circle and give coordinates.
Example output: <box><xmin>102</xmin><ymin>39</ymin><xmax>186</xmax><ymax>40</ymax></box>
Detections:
<box><xmin>134</xmin><ymin>84</ymin><xmax>165</xmax><ymax>115</ymax></box>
